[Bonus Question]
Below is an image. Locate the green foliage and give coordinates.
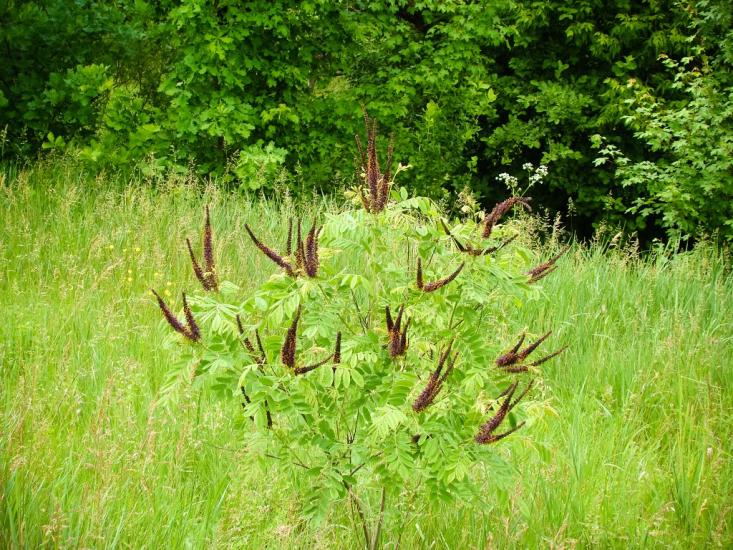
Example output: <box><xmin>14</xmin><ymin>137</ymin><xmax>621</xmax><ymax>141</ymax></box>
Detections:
<box><xmin>3</xmin><ymin>163</ymin><xmax>733</xmax><ymax>548</ymax></box>
<box><xmin>2</xmin><ymin>1</ymin><xmax>732</xmax><ymax>240</ymax></box>
<box><xmin>591</xmin><ymin>2</ymin><xmax>733</xmax><ymax>244</ymax></box>
<box><xmin>479</xmin><ymin>0</ymin><xmax>695</xmax><ymax>225</ymax></box>
<box><xmin>594</xmin><ymin>53</ymin><xmax>733</xmax><ymax>242</ymax></box>
<box><xmin>157</xmin><ymin>185</ymin><xmax>562</xmax><ymax>539</ymax></box>
<box><xmin>0</xmin><ymin>0</ymin><xmax>165</xmax><ymax>155</ymax></box>
<box><xmin>233</xmin><ymin>142</ymin><xmax>289</xmax><ymax>191</ymax></box>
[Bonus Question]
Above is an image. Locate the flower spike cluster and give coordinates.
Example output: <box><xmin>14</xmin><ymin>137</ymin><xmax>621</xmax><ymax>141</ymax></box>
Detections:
<box><xmin>416</xmin><ymin>257</ymin><xmax>465</xmax><ymax>292</ymax></box>
<box><xmin>440</xmin><ymin>219</ymin><xmax>518</xmax><ymax>256</ymax></box>
<box><xmin>413</xmin><ymin>340</ymin><xmax>459</xmax><ymax>412</ymax></box>
<box><xmin>355</xmin><ymin>109</ymin><xmax>394</xmax><ymax>213</ymax></box>
<box><xmin>474</xmin><ymin>381</ymin><xmax>533</xmax><ymax>444</ymax></box>
<box><xmin>186</xmin><ymin>205</ymin><xmax>218</xmax><ymax>291</ymax></box>
<box><xmin>285</xmin><ymin>218</ymin><xmax>293</xmax><ymax>257</ymax></box>
<box><xmin>496</xmin><ymin>330</ymin><xmax>568</xmax><ymax>373</ymax></box>
<box><xmin>331</xmin><ymin>331</ymin><xmax>342</xmax><ymax>379</ymax></box>
<box><xmin>280</xmin><ymin>307</ymin><xmax>336</xmax><ymax>375</ymax></box>
<box><xmin>281</xmin><ymin>306</ymin><xmax>302</xmax><ymax>368</ymax></box>
<box><xmin>527</xmin><ymin>246</ymin><xmax>569</xmax><ymax>284</ymax></box>
<box><xmin>385</xmin><ymin>304</ymin><xmax>410</xmax><ymax>358</ymax></box>
<box><xmin>333</xmin><ymin>331</ymin><xmax>342</xmax><ymax>364</ymax></box>
<box><xmin>244</xmin><ymin>223</ymin><xmax>295</xmax><ymax>276</ymax></box>
<box><xmin>244</xmin><ymin>218</ymin><xmax>321</xmax><ymax>278</ymax></box>
<box><xmin>151</xmin><ymin>290</ymin><xmax>201</xmax><ymax>342</ymax></box>
<box><xmin>480</xmin><ymin>197</ymin><xmax>532</xmax><ymax>239</ymax></box>
<box><xmin>302</xmin><ymin>219</ymin><xmax>320</xmax><ymax>277</ymax></box>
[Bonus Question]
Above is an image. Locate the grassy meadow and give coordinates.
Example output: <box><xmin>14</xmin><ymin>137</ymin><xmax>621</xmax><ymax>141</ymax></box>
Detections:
<box><xmin>1</xmin><ymin>161</ymin><xmax>732</xmax><ymax>549</ymax></box>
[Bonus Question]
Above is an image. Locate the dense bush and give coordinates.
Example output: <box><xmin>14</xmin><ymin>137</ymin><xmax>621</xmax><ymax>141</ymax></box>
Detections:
<box><xmin>594</xmin><ymin>55</ymin><xmax>733</xmax><ymax>241</ymax></box>
<box><xmin>592</xmin><ymin>2</ymin><xmax>733</xmax><ymax>242</ymax></box>
<box><xmin>1</xmin><ymin>0</ymin><xmax>731</xmax><ymax>241</ymax></box>
<box><xmin>0</xmin><ymin>1</ymin><xmax>167</xmax><ymax>155</ymax></box>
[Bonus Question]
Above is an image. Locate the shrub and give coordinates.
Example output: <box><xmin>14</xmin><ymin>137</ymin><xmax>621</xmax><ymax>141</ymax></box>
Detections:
<box><xmin>594</xmin><ymin>53</ymin><xmax>733</xmax><ymax>242</ymax></box>
<box><xmin>152</xmin><ymin>118</ymin><xmax>569</xmax><ymax>546</ymax></box>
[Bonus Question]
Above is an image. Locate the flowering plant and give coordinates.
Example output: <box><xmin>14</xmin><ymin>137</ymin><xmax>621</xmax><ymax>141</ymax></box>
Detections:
<box><xmin>152</xmin><ymin>115</ymin><xmax>568</xmax><ymax>547</ymax></box>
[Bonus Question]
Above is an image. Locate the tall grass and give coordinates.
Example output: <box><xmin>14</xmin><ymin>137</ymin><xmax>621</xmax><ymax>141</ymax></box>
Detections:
<box><xmin>1</xmin><ymin>160</ymin><xmax>732</xmax><ymax>548</ymax></box>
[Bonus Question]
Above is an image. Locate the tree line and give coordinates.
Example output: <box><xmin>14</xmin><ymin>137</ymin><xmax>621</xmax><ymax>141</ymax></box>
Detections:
<box><xmin>1</xmin><ymin>1</ymin><xmax>731</xmax><ymax>242</ymax></box>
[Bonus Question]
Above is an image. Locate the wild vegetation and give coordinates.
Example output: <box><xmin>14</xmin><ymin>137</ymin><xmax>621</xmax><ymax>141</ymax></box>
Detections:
<box><xmin>2</xmin><ymin>0</ymin><xmax>732</xmax><ymax>242</ymax></box>
<box><xmin>153</xmin><ymin>117</ymin><xmax>570</xmax><ymax>547</ymax></box>
<box><xmin>2</xmin><ymin>159</ymin><xmax>732</xmax><ymax>548</ymax></box>
<box><xmin>1</xmin><ymin>2</ymin><xmax>732</xmax><ymax>547</ymax></box>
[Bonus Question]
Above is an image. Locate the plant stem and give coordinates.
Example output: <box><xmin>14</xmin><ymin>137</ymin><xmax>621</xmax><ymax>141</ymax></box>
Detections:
<box><xmin>350</xmin><ymin>288</ymin><xmax>369</xmax><ymax>333</ymax></box>
<box><xmin>447</xmin><ymin>290</ymin><xmax>462</xmax><ymax>330</ymax></box>
<box><xmin>344</xmin><ymin>482</ymin><xmax>371</xmax><ymax>548</ymax></box>
<box><xmin>369</xmin><ymin>486</ymin><xmax>387</xmax><ymax>550</ymax></box>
